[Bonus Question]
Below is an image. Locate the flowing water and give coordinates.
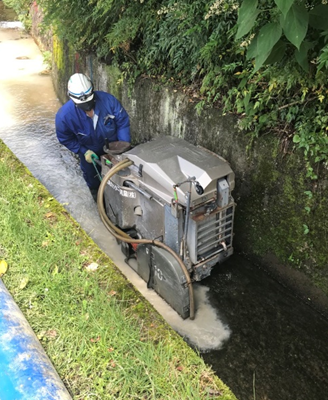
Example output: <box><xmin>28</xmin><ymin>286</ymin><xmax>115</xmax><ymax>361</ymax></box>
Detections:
<box><xmin>200</xmin><ymin>257</ymin><xmax>328</xmax><ymax>400</ymax></box>
<box><xmin>1</xmin><ymin>14</ymin><xmax>328</xmax><ymax>400</ymax></box>
<box><xmin>0</xmin><ymin>14</ymin><xmax>231</xmax><ymax>352</ymax></box>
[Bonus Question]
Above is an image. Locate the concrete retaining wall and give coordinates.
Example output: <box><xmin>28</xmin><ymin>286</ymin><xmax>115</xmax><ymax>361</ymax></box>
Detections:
<box><xmin>33</xmin><ymin>14</ymin><xmax>328</xmax><ymax>305</ymax></box>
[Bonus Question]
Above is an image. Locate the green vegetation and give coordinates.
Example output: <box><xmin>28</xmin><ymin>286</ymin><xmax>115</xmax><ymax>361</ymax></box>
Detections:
<box><xmin>2</xmin><ymin>0</ymin><xmax>31</xmax><ymax>28</ymax></box>
<box><xmin>4</xmin><ymin>0</ymin><xmax>328</xmax><ymax>176</ymax></box>
<box><xmin>0</xmin><ymin>141</ymin><xmax>236</xmax><ymax>399</ymax></box>
<box><xmin>42</xmin><ymin>50</ymin><xmax>52</xmax><ymax>70</ymax></box>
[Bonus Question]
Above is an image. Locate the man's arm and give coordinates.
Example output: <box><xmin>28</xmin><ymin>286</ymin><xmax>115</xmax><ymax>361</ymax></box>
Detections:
<box><xmin>55</xmin><ymin>112</ymin><xmax>88</xmax><ymax>155</ymax></box>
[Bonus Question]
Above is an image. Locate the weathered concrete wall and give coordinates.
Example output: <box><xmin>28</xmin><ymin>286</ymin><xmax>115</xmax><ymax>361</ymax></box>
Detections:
<box><xmin>30</xmin><ymin>3</ymin><xmax>51</xmax><ymax>51</ymax></box>
<box><xmin>33</xmin><ymin>19</ymin><xmax>328</xmax><ymax>306</ymax></box>
<box><xmin>122</xmin><ymin>79</ymin><xmax>328</xmax><ymax>303</ymax></box>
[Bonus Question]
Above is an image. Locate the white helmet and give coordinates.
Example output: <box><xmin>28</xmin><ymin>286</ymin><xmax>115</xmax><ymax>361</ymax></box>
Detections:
<box><xmin>67</xmin><ymin>73</ymin><xmax>94</xmax><ymax>104</ymax></box>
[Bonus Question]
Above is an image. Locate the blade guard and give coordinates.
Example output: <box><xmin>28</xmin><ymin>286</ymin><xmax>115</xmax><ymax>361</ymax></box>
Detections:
<box><xmin>136</xmin><ymin>244</ymin><xmax>190</xmax><ymax>319</ymax></box>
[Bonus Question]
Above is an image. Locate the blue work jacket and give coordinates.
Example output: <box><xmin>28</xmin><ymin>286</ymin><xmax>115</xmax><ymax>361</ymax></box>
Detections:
<box><xmin>55</xmin><ymin>91</ymin><xmax>130</xmax><ymax>156</ymax></box>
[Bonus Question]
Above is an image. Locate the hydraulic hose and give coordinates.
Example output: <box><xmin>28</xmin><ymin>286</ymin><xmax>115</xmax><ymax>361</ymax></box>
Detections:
<box><xmin>97</xmin><ymin>158</ymin><xmax>195</xmax><ymax>320</ymax></box>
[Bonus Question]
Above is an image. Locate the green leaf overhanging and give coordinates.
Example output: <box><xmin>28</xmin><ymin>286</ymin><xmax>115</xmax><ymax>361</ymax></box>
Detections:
<box><xmin>280</xmin><ymin>4</ymin><xmax>308</xmax><ymax>50</ymax></box>
<box><xmin>236</xmin><ymin>0</ymin><xmax>259</xmax><ymax>39</ymax></box>
<box><xmin>274</xmin><ymin>0</ymin><xmax>294</xmax><ymax>19</ymax></box>
<box><xmin>295</xmin><ymin>41</ymin><xmax>313</xmax><ymax>72</ymax></box>
<box><xmin>253</xmin><ymin>22</ymin><xmax>282</xmax><ymax>71</ymax></box>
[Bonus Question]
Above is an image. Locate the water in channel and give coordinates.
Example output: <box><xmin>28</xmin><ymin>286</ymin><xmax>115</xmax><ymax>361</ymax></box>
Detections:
<box><xmin>0</xmin><ymin>14</ymin><xmax>328</xmax><ymax>400</ymax></box>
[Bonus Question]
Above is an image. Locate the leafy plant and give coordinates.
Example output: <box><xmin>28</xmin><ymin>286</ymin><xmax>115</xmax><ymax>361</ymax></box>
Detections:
<box><xmin>42</xmin><ymin>50</ymin><xmax>52</xmax><ymax>70</ymax></box>
<box><xmin>236</xmin><ymin>0</ymin><xmax>328</xmax><ymax>73</ymax></box>
<box><xmin>3</xmin><ymin>0</ymin><xmax>32</xmax><ymax>29</ymax></box>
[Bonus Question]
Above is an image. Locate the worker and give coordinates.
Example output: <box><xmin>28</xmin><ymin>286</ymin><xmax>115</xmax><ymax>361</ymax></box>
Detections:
<box><xmin>55</xmin><ymin>73</ymin><xmax>131</xmax><ymax>201</ymax></box>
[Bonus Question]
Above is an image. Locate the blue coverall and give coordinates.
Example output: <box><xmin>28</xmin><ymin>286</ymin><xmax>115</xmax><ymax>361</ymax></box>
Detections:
<box><xmin>55</xmin><ymin>91</ymin><xmax>131</xmax><ymax>190</ymax></box>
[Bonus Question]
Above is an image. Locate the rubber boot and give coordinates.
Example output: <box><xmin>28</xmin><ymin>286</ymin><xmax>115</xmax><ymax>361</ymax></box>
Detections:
<box><xmin>89</xmin><ymin>188</ymin><xmax>98</xmax><ymax>203</ymax></box>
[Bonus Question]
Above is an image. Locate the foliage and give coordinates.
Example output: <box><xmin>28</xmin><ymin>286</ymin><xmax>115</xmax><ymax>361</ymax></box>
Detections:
<box><xmin>3</xmin><ymin>0</ymin><xmax>32</xmax><ymax>28</ymax></box>
<box><xmin>42</xmin><ymin>50</ymin><xmax>52</xmax><ymax>70</ymax></box>
<box><xmin>5</xmin><ymin>0</ymin><xmax>328</xmax><ymax>174</ymax></box>
<box><xmin>236</xmin><ymin>0</ymin><xmax>328</xmax><ymax>73</ymax></box>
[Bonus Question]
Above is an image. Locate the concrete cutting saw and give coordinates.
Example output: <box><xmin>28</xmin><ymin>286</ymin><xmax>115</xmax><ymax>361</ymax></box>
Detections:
<box><xmin>96</xmin><ymin>136</ymin><xmax>235</xmax><ymax>319</ymax></box>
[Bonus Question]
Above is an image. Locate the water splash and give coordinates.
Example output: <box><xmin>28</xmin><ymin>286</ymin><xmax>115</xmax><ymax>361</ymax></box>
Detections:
<box><xmin>0</xmin><ymin>21</ymin><xmax>23</xmax><ymax>29</ymax></box>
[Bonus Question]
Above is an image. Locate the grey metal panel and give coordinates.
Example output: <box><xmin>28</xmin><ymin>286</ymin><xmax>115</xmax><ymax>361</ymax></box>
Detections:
<box><xmin>187</xmin><ymin>218</ymin><xmax>198</xmax><ymax>264</ymax></box>
<box><xmin>124</xmin><ymin>136</ymin><xmax>234</xmax><ymax>206</ymax></box>
<box><xmin>135</xmin><ymin>194</ymin><xmax>165</xmax><ymax>240</ymax></box>
<box><xmin>164</xmin><ymin>204</ymin><xmax>184</xmax><ymax>255</ymax></box>
<box><xmin>136</xmin><ymin>244</ymin><xmax>190</xmax><ymax>319</ymax></box>
<box><xmin>103</xmin><ymin>178</ymin><xmax>139</xmax><ymax>229</ymax></box>
<box><xmin>217</xmin><ymin>178</ymin><xmax>229</xmax><ymax>208</ymax></box>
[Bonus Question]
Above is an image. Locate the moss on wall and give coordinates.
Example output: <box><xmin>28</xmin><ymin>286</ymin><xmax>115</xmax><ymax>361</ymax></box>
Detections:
<box><xmin>51</xmin><ymin>36</ymin><xmax>77</xmax><ymax>105</ymax></box>
<box><xmin>235</xmin><ymin>134</ymin><xmax>328</xmax><ymax>295</ymax></box>
<box><xmin>104</xmin><ymin>65</ymin><xmax>123</xmax><ymax>100</ymax></box>
<box><xmin>53</xmin><ymin>35</ymin><xmax>64</xmax><ymax>73</ymax></box>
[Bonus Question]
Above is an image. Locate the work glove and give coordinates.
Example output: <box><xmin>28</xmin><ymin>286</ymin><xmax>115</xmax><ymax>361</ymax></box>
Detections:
<box><xmin>84</xmin><ymin>150</ymin><xmax>99</xmax><ymax>163</ymax></box>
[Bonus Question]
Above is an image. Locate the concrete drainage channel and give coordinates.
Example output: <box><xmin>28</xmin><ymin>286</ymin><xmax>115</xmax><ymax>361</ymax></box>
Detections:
<box><xmin>1</xmin><ymin>9</ymin><xmax>328</xmax><ymax>400</ymax></box>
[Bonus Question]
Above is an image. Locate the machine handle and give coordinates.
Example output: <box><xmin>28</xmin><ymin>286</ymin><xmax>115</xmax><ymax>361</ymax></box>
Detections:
<box><xmin>124</xmin><ymin>181</ymin><xmax>153</xmax><ymax>200</ymax></box>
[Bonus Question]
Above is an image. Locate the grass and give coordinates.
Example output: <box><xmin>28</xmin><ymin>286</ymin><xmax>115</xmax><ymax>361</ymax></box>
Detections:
<box><xmin>0</xmin><ymin>140</ymin><xmax>238</xmax><ymax>400</ymax></box>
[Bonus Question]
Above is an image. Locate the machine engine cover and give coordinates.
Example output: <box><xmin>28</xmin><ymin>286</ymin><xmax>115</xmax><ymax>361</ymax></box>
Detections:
<box><xmin>136</xmin><ymin>244</ymin><xmax>190</xmax><ymax>319</ymax></box>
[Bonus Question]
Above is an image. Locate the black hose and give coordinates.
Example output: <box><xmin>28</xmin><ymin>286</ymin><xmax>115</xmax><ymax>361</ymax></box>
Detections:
<box><xmin>96</xmin><ymin>158</ymin><xmax>195</xmax><ymax>320</ymax></box>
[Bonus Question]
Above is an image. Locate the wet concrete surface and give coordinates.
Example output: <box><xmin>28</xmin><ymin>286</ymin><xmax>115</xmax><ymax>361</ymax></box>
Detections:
<box><xmin>1</xmin><ymin>11</ymin><xmax>328</xmax><ymax>400</ymax></box>
<box><xmin>0</xmin><ymin>18</ymin><xmax>232</xmax><ymax>353</ymax></box>
<box><xmin>201</xmin><ymin>255</ymin><xmax>328</xmax><ymax>400</ymax></box>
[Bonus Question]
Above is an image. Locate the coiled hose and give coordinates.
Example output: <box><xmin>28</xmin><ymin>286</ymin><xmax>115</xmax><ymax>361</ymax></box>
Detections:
<box><xmin>96</xmin><ymin>158</ymin><xmax>195</xmax><ymax>320</ymax></box>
